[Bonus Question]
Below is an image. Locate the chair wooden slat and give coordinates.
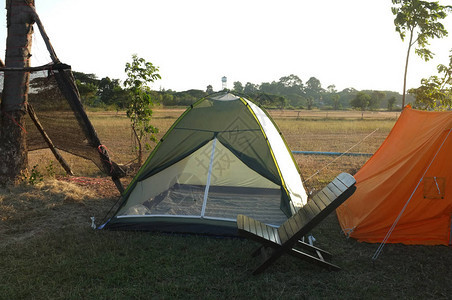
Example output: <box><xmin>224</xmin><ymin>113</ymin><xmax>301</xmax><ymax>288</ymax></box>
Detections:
<box><xmin>268</xmin><ymin>226</ymin><xmax>278</xmax><ymax>244</ymax></box>
<box><xmin>236</xmin><ymin>173</ymin><xmax>356</xmax><ymax>275</ymax></box>
<box><xmin>302</xmin><ymin>201</ymin><xmax>316</xmax><ymax>220</ymax></box>
<box><xmin>260</xmin><ymin>222</ymin><xmax>270</xmax><ymax>241</ymax></box>
<box><xmin>278</xmin><ymin>223</ymin><xmax>293</xmax><ymax>244</ymax></box>
<box><xmin>321</xmin><ymin>187</ymin><xmax>336</xmax><ymax>205</ymax></box>
<box><xmin>332</xmin><ymin>177</ymin><xmax>348</xmax><ymax>193</ymax></box>
<box><xmin>291</xmin><ymin>210</ymin><xmax>304</xmax><ymax>228</ymax></box>
<box><xmin>337</xmin><ymin>172</ymin><xmax>356</xmax><ymax>188</ymax></box>
<box><xmin>326</xmin><ymin>181</ymin><xmax>342</xmax><ymax>197</ymax></box>
<box><xmin>311</xmin><ymin>192</ymin><xmax>327</xmax><ymax>210</ymax></box>
<box><xmin>307</xmin><ymin>200</ymin><xmax>321</xmax><ymax>216</ymax></box>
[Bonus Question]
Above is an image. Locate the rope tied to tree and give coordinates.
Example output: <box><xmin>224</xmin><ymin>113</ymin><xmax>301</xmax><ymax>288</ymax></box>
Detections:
<box><xmin>98</xmin><ymin>144</ymin><xmax>115</xmax><ymax>175</ymax></box>
<box><xmin>1</xmin><ymin>110</ymin><xmax>27</xmax><ymax>133</ymax></box>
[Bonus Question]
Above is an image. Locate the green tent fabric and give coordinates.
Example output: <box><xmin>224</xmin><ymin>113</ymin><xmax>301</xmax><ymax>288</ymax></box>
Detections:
<box><xmin>102</xmin><ymin>92</ymin><xmax>307</xmax><ymax>235</ymax></box>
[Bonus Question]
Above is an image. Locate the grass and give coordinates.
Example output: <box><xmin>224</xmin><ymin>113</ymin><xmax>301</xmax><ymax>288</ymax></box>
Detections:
<box><xmin>2</xmin><ymin>109</ymin><xmax>451</xmax><ymax>299</ymax></box>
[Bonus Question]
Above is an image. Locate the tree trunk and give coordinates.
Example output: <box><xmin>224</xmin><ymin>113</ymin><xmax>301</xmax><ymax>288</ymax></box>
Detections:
<box><xmin>0</xmin><ymin>0</ymin><xmax>35</xmax><ymax>184</ymax></box>
<box><xmin>402</xmin><ymin>29</ymin><xmax>414</xmax><ymax>108</ymax></box>
<box><xmin>132</xmin><ymin>126</ymin><xmax>143</xmax><ymax>166</ymax></box>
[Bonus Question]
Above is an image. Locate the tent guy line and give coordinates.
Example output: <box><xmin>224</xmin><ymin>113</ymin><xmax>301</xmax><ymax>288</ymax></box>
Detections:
<box><xmin>292</xmin><ymin>151</ymin><xmax>373</xmax><ymax>157</ymax></box>
<box><xmin>372</xmin><ymin>127</ymin><xmax>452</xmax><ymax>260</ymax></box>
<box><xmin>337</xmin><ymin>107</ymin><xmax>452</xmax><ymax>246</ymax></box>
<box><xmin>302</xmin><ymin>128</ymin><xmax>379</xmax><ymax>183</ymax></box>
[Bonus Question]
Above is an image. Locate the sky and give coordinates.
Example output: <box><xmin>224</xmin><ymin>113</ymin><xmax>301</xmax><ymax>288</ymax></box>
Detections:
<box><xmin>0</xmin><ymin>0</ymin><xmax>451</xmax><ymax>93</ymax></box>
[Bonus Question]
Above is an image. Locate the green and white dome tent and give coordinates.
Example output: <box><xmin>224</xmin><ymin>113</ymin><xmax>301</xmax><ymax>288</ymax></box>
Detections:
<box><xmin>102</xmin><ymin>92</ymin><xmax>308</xmax><ymax>235</ymax></box>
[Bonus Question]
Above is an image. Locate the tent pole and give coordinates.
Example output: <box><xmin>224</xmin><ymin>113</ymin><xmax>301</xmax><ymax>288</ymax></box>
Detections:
<box><xmin>201</xmin><ymin>138</ymin><xmax>217</xmax><ymax>217</ymax></box>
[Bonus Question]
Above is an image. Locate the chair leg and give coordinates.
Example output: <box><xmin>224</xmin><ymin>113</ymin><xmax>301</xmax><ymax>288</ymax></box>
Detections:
<box><xmin>252</xmin><ymin>249</ymin><xmax>284</xmax><ymax>275</ymax></box>
<box><xmin>251</xmin><ymin>245</ymin><xmax>264</xmax><ymax>257</ymax></box>
<box><xmin>288</xmin><ymin>248</ymin><xmax>340</xmax><ymax>271</ymax></box>
<box><xmin>295</xmin><ymin>240</ymin><xmax>332</xmax><ymax>260</ymax></box>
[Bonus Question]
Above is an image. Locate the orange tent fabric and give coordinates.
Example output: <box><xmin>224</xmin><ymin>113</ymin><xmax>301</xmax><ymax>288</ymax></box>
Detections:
<box><xmin>337</xmin><ymin>107</ymin><xmax>452</xmax><ymax>245</ymax></box>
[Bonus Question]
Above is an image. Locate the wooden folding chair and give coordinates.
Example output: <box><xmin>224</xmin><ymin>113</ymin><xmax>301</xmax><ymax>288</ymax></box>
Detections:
<box><xmin>237</xmin><ymin>172</ymin><xmax>356</xmax><ymax>274</ymax></box>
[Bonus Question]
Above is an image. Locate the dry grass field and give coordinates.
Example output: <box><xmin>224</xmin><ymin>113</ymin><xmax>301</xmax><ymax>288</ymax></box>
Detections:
<box><xmin>28</xmin><ymin>108</ymin><xmax>396</xmax><ymax>191</ymax></box>
<box><xmin>3</xmin><ymin>108</ymin><xmax>451</xmax><ymax>299</ymax></box>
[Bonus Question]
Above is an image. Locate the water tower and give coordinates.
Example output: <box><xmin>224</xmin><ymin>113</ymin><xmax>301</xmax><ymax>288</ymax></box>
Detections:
<box><xmin>222</xmin><ymin>76</ymin><xmax>227</xmax><ymax>90</ymax></box>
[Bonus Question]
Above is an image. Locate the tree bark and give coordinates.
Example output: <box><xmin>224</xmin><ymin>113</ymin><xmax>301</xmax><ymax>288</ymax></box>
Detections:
<box><xmin>132</xmin><ymin>125</ymin><xmax>143</xmax><ymax>166</ymax></box>
<box><xmin>0</xmin><ymin>0</ymin><xmax>35</xmax><ymax>184</ymax></box>
<box><xmin>402</xmin><ymin>28</ymin><xmax>414</xmax><ymax>108</ymax></box>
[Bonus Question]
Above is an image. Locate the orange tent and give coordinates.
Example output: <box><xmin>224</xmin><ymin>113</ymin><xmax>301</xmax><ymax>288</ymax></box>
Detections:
<box><xmin>337</xmin><ymin>106</ymin><xmax>452</xmax><ymax>245</ymax></box>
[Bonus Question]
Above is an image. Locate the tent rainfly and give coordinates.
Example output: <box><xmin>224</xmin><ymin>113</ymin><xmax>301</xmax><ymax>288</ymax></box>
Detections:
<box><xmin>337</xmin><ymin>106</ymin><xmax>452</xmax><ymax>245</ymax></box>
<box><xmin>102</xmin><ymin>93</ymin><xmax>308</xmax><ymax>235</ymax></box>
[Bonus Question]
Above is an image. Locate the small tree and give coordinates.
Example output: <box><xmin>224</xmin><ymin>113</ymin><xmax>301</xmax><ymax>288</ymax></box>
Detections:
<box><xmin>124</xmin><ymin>54</ymin><xmax>161</xmax><ymax>165</ymax></box>
<box><xmin>327</xmin><ymin>85</ymin><xmax>341</xmax><ymax>110</ymax></box>
<box><xmin>408</xmin><ymin>50</ymin><xmax>452</xmax><ymax>110</ymax></box>
<box><xmin>350</xmin><ymin>92</ymin><xmax>371</xmax><ymax>119</ymax></box>
<box><xmin>331</xmin><ymin>94</ymin><xmax>341</xmax><ymax>110</ymax></box>
<box><xmin>387</xmin><ymin>96</ymin><xmax>397</xmax><ymax>111</ymax></box>
<box><xmin>391</xmin><ymin>0</ymin><xmax>451</xmax><ymax>107</ymax></box>
<box><xmin>233</xmin><ymin>81</ymin><xmax>244</xmax><ymax>93</ymax></box>
<box><xmin>98</xmin><ymin>77</ymin><xmax>129</xmax><ymax>108</ymax></box>
<box><xmin>369</xmin><ymin>91</ymin><xmax>386</xmax><ymax>110</ymax></box>
<box><xmin>276</xmin><ymin>96</ymin><xmax>287</xmax><ymax>109</ymax></box>
<box><xmin>305</xmin><ymin>77</ymin><xmax>323</xmax><ymax>106</ymax></box>
<box><xmin>244</xmin><ymin>82</ymin><xmax>258</xmax><ymax>94</ymax></box>
<box><xmin>306</xmin><ymin>97</ymin><xmax>314</xmax><ymax>110</ymax></box>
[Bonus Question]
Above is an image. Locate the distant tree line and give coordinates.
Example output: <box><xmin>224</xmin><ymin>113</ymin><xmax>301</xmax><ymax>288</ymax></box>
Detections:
<box><xmin>60</xmin><ymin>72</ymin><xmax>409</xmax><ymax>111</ymax></box>
<box><xmin>229</xmin><ymin>75</ymin><xmax>407</xmax><ymax>111</ymax></box>
<box><xmin>26</xmin><ymin>0</ymin><xmax>450</xmax><ymax>113</ymax></box>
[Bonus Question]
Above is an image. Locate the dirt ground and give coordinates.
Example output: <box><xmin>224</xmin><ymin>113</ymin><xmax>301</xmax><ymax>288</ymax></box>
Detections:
<box><xmin>0</xmin><ymin>176</ymin><xmax>126</xmax><ymax>248</ymax></box>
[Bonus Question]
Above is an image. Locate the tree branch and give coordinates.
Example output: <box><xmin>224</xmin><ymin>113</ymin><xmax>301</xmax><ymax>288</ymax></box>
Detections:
<box><xmin>0</xmin><ymin>62</ymin><xmax>71</xmax><ymax>72</ymax></box>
